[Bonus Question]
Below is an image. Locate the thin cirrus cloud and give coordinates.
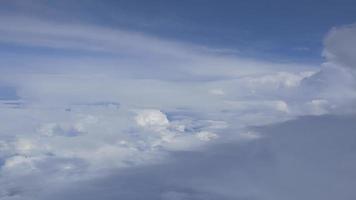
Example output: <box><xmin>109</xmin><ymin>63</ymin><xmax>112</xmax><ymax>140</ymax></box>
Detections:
<box><xmin>0</xmin><ymin>10</ymin><xmax>356</xmax><ymax>200</ymax></box>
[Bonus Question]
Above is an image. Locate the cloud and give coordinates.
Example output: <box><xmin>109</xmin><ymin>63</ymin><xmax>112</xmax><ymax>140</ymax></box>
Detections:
<box><xmin>135</xmin><ymin>109</ymin><xmax>170</xmax><ymax>128</ymax></box>
<box><xmin>0</xmin><ymin>11</ymin><xmax>356</xmax><ymax>200</ymax></box>
<box><xmin>297</xmin><ymin>23</ymin><xmax>356</xmax><ymax>114</ymax></box>
<box><xmin>17</xmin><ymin>115</ymin><xmax>356</xmax><ymax>200</ymax></box>
<box><xmin>209</xmin><ymin>89</ymin><xmax>225</xmax><ymax>96</ymax></box>
<box><xmin>323</xmin><ymin>23</ymin><xmax>356</xmax><ymax>70</ymax></box>
<box><xmin>134</xmin><ymin>109</ymin><xmax>222</xmax><ymax>150</ymax></box>
<box><xmin>0</xmin><ymin>15</ymin><xmax>315</xmax><ymax>81</ymax></box>
<box><xmin>38</xmin><ymin>123</ymin><xmax>84</xmax><ymax>137</ymax></box>
<box><xmin>195</xmin><ymin>131</ymin><xmax>218</xmax><ymax>141</ymax></box>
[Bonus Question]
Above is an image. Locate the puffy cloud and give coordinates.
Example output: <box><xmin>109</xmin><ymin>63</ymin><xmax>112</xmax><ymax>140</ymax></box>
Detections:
<box><xmin>135</xmin><ymin>109</ymin><xmax>170</xmax><ymax>128</ymax></box>
<box><xmin>274</xmin><ymin>100</ymin><xmax>289</xmax><ymax>113</ymax></box>
<box><xmin>134</xmin><ymin>109</ymin><xmax>222</xmax><ymax>150</ymax></box>
<box><xmin>323</xmin><ymin>23</ymin><xmax>356</xmax><ymax>70</ymax></box>
<box><xmin>297</xmin><ymin>23</ymin><xmax>356</xmax><ymax>113</ymax></box>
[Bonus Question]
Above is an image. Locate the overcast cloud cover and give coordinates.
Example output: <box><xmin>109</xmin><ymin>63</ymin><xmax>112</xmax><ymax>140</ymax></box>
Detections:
<box><xmin>0</xmin><ymin>1</ymin><xmax>356</xmax><ymax>200</ymax></box>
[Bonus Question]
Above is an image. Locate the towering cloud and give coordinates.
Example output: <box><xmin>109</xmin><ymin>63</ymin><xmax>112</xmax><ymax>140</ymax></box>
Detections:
<box><xmin>323</xmin><ymin>23</ymin><xmax>356</xmax><ymax>71</ymax></box>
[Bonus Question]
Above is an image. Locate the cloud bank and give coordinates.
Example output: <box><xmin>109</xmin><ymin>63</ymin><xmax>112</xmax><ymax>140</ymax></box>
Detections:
<box><xmin>0</xmin><ymin>13</ymin><xmax>356</xmax><ymax>199</ymax></box>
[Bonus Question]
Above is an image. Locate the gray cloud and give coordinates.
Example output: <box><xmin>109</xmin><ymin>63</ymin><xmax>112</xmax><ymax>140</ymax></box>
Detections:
<box><xmin>323</xmin><ymin>23</ymin><xmax>356</xmax><ymax>70</ymax></box>
<box><xmin>24</xmin><ymin>115</ymin><xmax>356</xmax><ymax>200</ymax></box>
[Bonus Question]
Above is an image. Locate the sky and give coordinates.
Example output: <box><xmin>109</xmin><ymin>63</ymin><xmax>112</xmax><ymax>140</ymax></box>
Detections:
<box><xmin>0</xmin><ymin>1</ymin><xmax>356</xmax><ymax>200</ymax></box>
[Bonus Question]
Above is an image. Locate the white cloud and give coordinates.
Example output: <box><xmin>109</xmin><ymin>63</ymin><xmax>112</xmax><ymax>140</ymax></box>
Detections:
<box><xmin>134</xmin><ymin>109</ymin><xmax>222</xmax><ymax>150</ymax></box>
<box><xmin>1</xmin><ymin>13</ymin><xmax>356</xmax><ymax>199</ymax></box>
<box><xmin>239</xmin><ymin>131</ymin><xmax>261</xmax><ymax>140</ymax></box>
<box><xmin>2</xmin><ymin>155</ymin><xmax>38</xmax><ymax>172</ymax></box>
<box><xmin>299</xmin><ymin>23</ymin><xmax>356</xmax><ymax>113</ymax></box>
<box><xmin>135</xmin><ymin>109</ymin><xmax>170</xmax><ymax>128</ymax></box>
<box><xmin>195</xmin><ymin>131</ymin><xmax>219</xmax><ymax>141</ymax></box>
<box><xmin>242</xmin><ymin>71</ymin><xmax>315</xmax><ymax>89</ymax></box>
<box><xmin>274</xmin><ymin>100</ymin><xmax>289</xmax><ymax>113</ymax></box>
<box><xmin>306</xmin><ymin>99</ymin><xmax>330</xmax><ymax>115</ymax></box>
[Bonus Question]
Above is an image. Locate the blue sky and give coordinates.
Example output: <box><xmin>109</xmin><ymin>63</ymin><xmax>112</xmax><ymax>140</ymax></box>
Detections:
<box><xmin>0</xmin><ymin>1</ymin><xmax>356</xmax><ymax>199</ymax></box>
<box><xmin>1</xmin><ymin>0</ymin><xmax>356</xmax><ymax>62</ymax></box>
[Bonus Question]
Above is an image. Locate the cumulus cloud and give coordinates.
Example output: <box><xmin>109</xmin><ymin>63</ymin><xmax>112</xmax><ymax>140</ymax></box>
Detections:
<box><xmin>135</xmin><ymin>109</ymin><xmax>170</xmax><ymax>128</ymax></box>
<box><xmin>323</xmin><ymin>23</ymin><xmax>356</xmax><ymax>70</ymax></box>
<box><xmin>297</xmin><ymin>23</ymin><xmax>356</xmax><ymax>113</ymax></box>
<box><xmin>134</xmin><ymin>109</ymin><xmax>222</xmax><ymax>150</ymax></box>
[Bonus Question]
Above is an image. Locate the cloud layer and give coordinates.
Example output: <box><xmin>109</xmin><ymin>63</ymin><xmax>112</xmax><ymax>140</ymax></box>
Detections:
<box><xmin>0</xmin><ymin>13</ymin><xmax>356</xmax><ymax>199</ymax></box>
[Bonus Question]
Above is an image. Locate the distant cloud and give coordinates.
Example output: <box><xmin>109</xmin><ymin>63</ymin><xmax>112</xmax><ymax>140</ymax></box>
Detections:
<box><xmin>29</xmin><ymin>115</ymin><xmax>356</xmax><ymax>200</ymax></box>
<box><xmin>135</xmin><ymin>109</ymin><xmax>170</xmax><ymax>128</ymax></box>
<box><xmin>323</xmin><ymin>23</ymin><xmax>356</xmax><ymax>70</ymax></box>
<box><xmin>300</xmin><ymin>23</ymin><xmax>356</xmax><ymax>113</ymax></box>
